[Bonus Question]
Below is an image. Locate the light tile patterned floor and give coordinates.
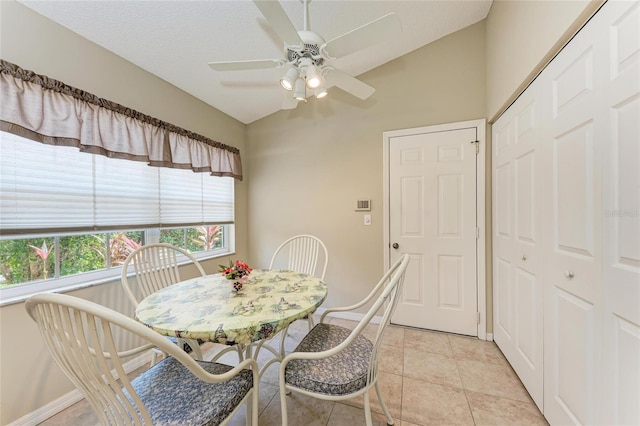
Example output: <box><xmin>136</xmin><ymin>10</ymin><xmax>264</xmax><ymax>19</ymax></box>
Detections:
<box><xmin>39</xmin><ymin>317</ymin><xmax>547</xmax><ymax>425</ymax></box>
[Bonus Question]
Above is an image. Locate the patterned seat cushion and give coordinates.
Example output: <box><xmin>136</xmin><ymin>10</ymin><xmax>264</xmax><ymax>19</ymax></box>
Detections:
<box><xmin>128</xmin><ymin>357</ymin><xmax>253</xmax><ymax>426</ymax></box>
<box><xmin>285</xmin><ymin>323</ymin><xmax>373</xmax><ymax>396</ymax></box>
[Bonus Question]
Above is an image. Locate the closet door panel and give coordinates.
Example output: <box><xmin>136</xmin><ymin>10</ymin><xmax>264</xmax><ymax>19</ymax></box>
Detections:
<box><xmin>601</xmin><ymin>2</ymin><xmax>640</xmax><ymax>424</ymax></box>
<box><xmin>495</xmin><ymin>256</ymin><xmax>513</xmax><ymax>339</ymax></box>
<box><xmin>553</xmin><ymin>287</ymin><xmax>596</xmax><ymax>424</ymax></box>
<box><xmin>494</xmin><ymin>116</ymin><xmax>515</xmax><ymax>345</ymax></box>
<box><xmin>493</xmin><ymin>91</ymin><xmax>544</xmax><ymax>409</ymax></box>
<box><xmin>544</xmin><ymin>21</ymin><xmax>602</xmax><ymax>425</ymax></box>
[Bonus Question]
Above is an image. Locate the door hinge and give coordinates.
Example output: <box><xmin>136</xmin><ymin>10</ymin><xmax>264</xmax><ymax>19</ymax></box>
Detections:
<box><xmin>477</xmin><ymin>312</ymin><xmax>481</xmax><ymax>324</ymax></box>
<box><xmin>470</xmin><ymin>140</ymin><xmax>479</xmax><ymax>154</ymax></box>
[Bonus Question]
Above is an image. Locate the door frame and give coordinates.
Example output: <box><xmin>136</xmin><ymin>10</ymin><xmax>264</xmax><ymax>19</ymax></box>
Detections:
<box><xmin>383</xmin><ymin>119</ymin><xmax>487</xmax><ymax>340</ymax></box>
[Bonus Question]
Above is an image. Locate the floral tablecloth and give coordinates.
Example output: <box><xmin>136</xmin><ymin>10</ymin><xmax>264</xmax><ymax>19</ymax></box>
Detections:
<box><xmin>135</xmin><ymin>269</ymin><xmax>327</xmax><ymax>345</ymax></box>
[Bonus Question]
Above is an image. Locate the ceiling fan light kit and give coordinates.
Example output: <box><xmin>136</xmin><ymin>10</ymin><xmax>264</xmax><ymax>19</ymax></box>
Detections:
<box><xmin>315</xmin><ymin>85</ymin><xmax>328</xmax><ymax>99</ymax></box>
<box><xmin>293</xmin><ymin>78</ymin><xmax>307</xmax><ymax>102</ymax></box>
<box><xmin>280</xmin><ymin>66</ymin><xmax>298</xmax><ymax>91</ymax></box>
<box><xmin>208</xmin><ymin>0</ymin><xmax>402</xmax><ymax>110</ymax></box>
<box><xmin>303</xmin><ymin>63</ymin><xmax>322</xmax><ymax>89</ymax></box>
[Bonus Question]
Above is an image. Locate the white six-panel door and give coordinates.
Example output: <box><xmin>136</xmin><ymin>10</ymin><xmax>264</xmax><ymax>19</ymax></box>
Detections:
<box><xmin>386</xmin><ymin>121</ymin><xmax>483</xmax><ymax>336</ymax></box>
<box><xmin>539</xmin><ymin>7</ymin><xmax>602</xmax><ymax>423</ymax></box>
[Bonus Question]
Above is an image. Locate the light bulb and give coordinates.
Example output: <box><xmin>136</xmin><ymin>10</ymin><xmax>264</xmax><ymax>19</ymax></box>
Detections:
<box><xmin>315</xmin><ymin>86</ymin><xmax>328</xmax><ymax>99</ymax></box>
<box><xmin>280</xmin><ymin>67</ymin><xmax>298</xmax><ymax>91</ymax></box>
<box><xmin>293</xmin><ymin>78</ymin><xmax>306</xmax><ymax>101</ymax></box>
<box><xmin>305</xmin><ymin>65</ymin><xmax>322</xmax><ymax>89</ymax></box>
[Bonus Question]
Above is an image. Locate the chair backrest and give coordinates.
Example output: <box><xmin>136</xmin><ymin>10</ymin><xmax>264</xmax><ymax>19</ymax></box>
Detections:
<box><xmin>268</xmin><ymin>235</ymin><xmax>328</xmax><ymax>280</ymax></box>
<box><xmin>121</xmin><ymin>243</ymin><xmax>206</xmax><ymax>306</ymax></box>
<box><xmin>342</xmin><ymin>254</ymin><xmax>410</xmax><ymax>386</ymax></box>
<box><xmin>25</xmin><ymin>293</ymin><xmax>222</xmax><ymax>425</ymax></box>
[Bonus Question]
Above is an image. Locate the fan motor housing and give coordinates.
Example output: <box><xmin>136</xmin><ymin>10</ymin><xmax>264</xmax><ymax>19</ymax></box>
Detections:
<box><xmin>286</xmin><ymin>30</ymin><xmax>326</xmax><ymax>66</ymax></box>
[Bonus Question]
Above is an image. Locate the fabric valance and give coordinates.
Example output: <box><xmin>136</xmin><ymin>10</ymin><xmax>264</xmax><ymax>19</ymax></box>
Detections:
<box><xmin>0</xmin><ymin>59</ymin><xmax>242</xmax><ymax>180</ymax></box>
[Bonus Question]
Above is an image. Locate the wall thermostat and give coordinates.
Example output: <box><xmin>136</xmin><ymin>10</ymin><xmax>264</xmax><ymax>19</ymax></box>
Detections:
<box><xmin>355</xmin><ymin>199</ymin><xmax>371</xmax><ymax>211</ymax></box>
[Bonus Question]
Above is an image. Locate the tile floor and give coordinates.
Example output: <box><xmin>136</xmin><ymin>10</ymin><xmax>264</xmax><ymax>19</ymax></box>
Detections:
<box><xmin>40</xmin><ymin>317</ymin><xmax>548</xmax><ymax>425</ymax></box>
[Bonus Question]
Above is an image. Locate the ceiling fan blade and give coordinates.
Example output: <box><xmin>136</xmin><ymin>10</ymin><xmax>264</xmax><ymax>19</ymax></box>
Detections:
<box><xmin>282</xmin><ymin>94</ymin><xmax>299</xmax><ymax>110</ymax></box>
<box><xmin>208</xmin><ymin>59</ymin><xmax>283</xmax><ymax>71</ymax></box>
<box><xmin>324</xmin><ymin>13</ymin><xmax>402</xmax><ymax>58</ymax></box>
<box><xmin>253</xmin><ymin>0</ymin><xmax>303</xmax><ymax>47</ymax></box>
<box><xmin>324</xmin><ymin>69</ymin><xmax>375</xmax><ymax>100</ymax></box>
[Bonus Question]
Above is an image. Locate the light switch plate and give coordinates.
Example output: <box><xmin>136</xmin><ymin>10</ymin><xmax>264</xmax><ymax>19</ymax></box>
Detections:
<box><xmin>364</xmin><ymin>214</ymin><xmax>371</xmax><ymax>225</ymax></box>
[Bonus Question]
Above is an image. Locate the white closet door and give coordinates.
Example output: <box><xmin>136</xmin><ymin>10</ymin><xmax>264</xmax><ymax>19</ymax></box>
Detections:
<box><xmin>493</xmin><ymin>2</ymin><xmax>639</xmax><ymax>424</ymax></box>
<box><xmin>493</xmin><ymin>87</ymin><xmax>544</xmax><ymax>410</ymax></box>
<box><xmin>540</xmin><ymin>7</ymin><xmax>602</xmax><ymax>424</ymax></box>
<box><xmin>600</xmin><ymin>1</ymin><xmax>640</xmax><ymax>424</ymax></box>
<box><xmin>541</xmin><ymin>1</ymin><xmax>640</xmax><ymax>424</ymax></box>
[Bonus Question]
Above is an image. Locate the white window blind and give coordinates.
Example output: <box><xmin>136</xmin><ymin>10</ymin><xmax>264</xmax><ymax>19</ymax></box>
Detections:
<box><xmin>0</xmin><ymin>132</ymin><xmax>234</xmax><ymax>235</ymax></box>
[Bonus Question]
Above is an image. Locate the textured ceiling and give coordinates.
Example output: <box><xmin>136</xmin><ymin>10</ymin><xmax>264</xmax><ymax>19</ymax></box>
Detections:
<box><xmin>19</xmin><ymin>0</ymin><xmax>492</xmax><ymax>124</ymax></box>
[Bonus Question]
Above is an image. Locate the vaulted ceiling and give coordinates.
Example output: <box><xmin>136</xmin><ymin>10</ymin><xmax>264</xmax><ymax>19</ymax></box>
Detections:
<box><xmin>19</xmin><ymin>0</ymin><xmax>492</xmax><ymax>124</ymax></box>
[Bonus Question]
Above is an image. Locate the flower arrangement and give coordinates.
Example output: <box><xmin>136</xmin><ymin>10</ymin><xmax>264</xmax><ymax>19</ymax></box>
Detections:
<box><xmin>219</xmin><ymin>260</ymin><xmax>252</xmax><ymax>292</ymax></box>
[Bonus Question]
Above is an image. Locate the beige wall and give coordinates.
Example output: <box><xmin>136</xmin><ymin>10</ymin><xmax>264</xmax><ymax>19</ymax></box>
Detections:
<box><xmin>486</xmin><ymin>0</ymin><xmax>599</xmax><ymax>119</ymax></box>
<box><xmin>0</xmin><ymin>1</ymin><xmax>247</xmax><ymax>423</ymax></box>
<box><xmin>246</xmin><ymin>21</ymin><xmax>487</xmax><ymax>311</ymax></box>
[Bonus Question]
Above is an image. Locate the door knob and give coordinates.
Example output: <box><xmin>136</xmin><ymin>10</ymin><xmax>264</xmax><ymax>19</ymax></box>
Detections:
<box><xmin>564</xmin><ymin>270</ymin><xmax>575</xmax><ymax>279</ymax></box>
<box><xmin>392</xmin><ymin>243</ymin><xmax>399</xmax><ymax>249</ymax></box>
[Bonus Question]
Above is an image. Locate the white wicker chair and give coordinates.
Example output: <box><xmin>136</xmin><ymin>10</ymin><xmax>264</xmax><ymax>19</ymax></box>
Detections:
<box><xmin>26</xmin><ymin>293</ymin><xmax>258</xmax><ymax>426</ymax></box>
<box><xmin>269</xmin><ymin>235</ymin><xmax>328</xmax><ymax>329</ymax></box>
<box><xmin>278</xmin><ymin>254</ymin><xmax>410</xmax><ymax>426</ymax></box>
<box><xmin>121</xmin><ymin>243</ymin><xmax>207</xmax><ymax>362</ymax></box>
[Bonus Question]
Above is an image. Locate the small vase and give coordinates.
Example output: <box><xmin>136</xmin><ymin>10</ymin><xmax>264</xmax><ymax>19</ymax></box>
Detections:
<box><xmin>232</xmin><ymin>281</ymin><xmax>243</xmax><ymax>293</ymax></box>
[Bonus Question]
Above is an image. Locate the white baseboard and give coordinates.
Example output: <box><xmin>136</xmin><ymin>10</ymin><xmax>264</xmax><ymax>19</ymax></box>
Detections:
<box><xmin>486</xmin><ymin>332</ymin><xmax>494</xmax><ymax>342</ymax></box>
<box><xmin>9</xmin><ymin>352</ymin><xmax>152</xmax><ymax>426</ymax></box>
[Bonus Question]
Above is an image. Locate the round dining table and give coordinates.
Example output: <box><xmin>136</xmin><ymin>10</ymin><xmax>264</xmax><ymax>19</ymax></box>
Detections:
<box><xmin>135</xmin><ymin>269</ymin><xmax>327</xmax><ymax>347</ymax></box>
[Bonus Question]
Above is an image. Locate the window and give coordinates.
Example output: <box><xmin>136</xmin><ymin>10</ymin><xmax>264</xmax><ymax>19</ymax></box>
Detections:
<box><xmin>0</xmin><ymin>132</ymin><xmax>235</xmax><ymax>304</ymax></box>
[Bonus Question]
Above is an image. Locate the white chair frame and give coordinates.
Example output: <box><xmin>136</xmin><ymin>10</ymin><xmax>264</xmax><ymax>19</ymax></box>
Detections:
<box><xmin>278</xmin><ymin>254</ymin><xmax>410</xmax><ymax>426</ymax></box>
<box><xmin>269</xmin><ymin>235</ymin><xmax>328</xmax><ymax>330</ymax></box>
<box><xmin>121</xmin><ymin>243</ymin><xmax>207</xmax><ymax>361</ymax></box>
<box><xmin>26</xmin><ymin>293</ymin><xmax>258</xmax><ymax>426</ymax></box>
<box><xmin>268</xmin><ymin>234</ymin><xmax>328</xmax><ymax>281</ymax></box>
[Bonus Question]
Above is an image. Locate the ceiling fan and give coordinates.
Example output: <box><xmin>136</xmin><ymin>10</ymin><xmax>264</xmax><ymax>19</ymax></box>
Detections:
<box><xmin>208</xmin><ymin>0</ymin><xmax>402</xmax><ymax>109</ymax></box>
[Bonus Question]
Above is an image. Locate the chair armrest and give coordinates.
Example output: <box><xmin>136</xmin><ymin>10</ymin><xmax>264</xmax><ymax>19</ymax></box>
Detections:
<box><xmin>153</xmin><ymin>332</ymin><xmax>259</xmax><ymax>385</ymax></box>
<box><xmin>192</xmin><ymin>357</ymin><xmax>259</xmax><ymax>386</ymax></box>
<box><xmin>319</xmin><ymin>284</ymin><xmax>386</xmax><ymax>323</ymax></box>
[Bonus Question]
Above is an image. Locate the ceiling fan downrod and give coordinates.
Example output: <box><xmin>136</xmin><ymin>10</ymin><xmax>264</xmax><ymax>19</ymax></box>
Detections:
<box><xmin>302</xmin><ymin>0</ymin><xmax>310</xmax><ymax>32</ymax></box>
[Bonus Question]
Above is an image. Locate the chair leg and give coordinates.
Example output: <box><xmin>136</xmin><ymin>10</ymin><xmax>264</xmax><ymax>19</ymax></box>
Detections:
<box><xmin>279</xmin><ymin>373</ymin><xmax>289</xmax><ymax>425</ymax></box>
<box><xmin>251</xmin><ymin>387</ymin><xmax>259</xmax><ymax>426</ymax></box>
<box><xmin>189</xmin><ymin>339</ymin><xmax>203</xmax><ymax>360</ymax></box>
<box><xmin>364</xmin><ymin>391</ymin><xmax>373</xmax><ymax>426</ymax></box>
<box><xmin>245</xmin><ymin>390</ymin><xmax>257</xmax><ymax>426</ymax></box>
<box><xmin>279</xmin><ymin>324</ymin><xmax>290</xmax><ymax>358</ymax></box>
<box><xmin>245</xmin><ymin>401</ymin><xmax>251</xmax><ymax>426</ymax></box>
<box><xmin>375</xmin><ymin>380</ymin><xmax>394</xmax><ymax>425</ymax></box>
<box><xmin>307</xmin><ymin>314</ymin><xmax>314</xmax><ymax>330</ymax></box>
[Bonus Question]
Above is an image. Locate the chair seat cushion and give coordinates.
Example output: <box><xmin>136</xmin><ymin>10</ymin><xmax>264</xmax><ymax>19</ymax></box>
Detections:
<box><xmin>128</xmin><ymin>357</ymin><xmax>253</xmax><ymax>426</ymax></box>
<box><xmin>285</xmin><ymin>323</ymin><xmax>373</xmax><ymax>396</ymax></box>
